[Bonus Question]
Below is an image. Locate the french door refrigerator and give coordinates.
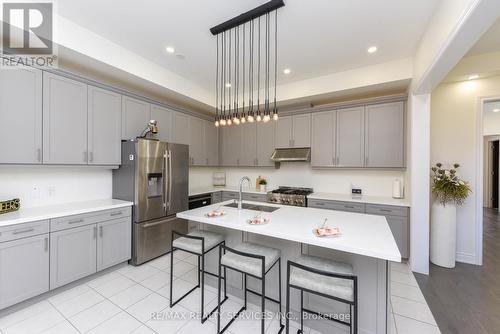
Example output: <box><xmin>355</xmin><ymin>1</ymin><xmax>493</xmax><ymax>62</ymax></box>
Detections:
<box><xmin>113</xmin><ymin>139</ymin><xmax>189</xmax><ymax>265</ymax></box>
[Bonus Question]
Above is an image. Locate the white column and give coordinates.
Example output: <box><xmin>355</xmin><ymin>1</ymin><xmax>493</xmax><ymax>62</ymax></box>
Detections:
<box><xmin>409</xmin><ymin>93</ymin><xmax>431</xmax><ymax>274</ymax></box>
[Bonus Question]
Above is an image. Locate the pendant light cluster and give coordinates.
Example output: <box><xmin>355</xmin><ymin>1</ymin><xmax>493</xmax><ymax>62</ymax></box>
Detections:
<box><xmin>211</xmin><ymin>0</ymin><xmax>284</xmax><ymax>127</ymax></box>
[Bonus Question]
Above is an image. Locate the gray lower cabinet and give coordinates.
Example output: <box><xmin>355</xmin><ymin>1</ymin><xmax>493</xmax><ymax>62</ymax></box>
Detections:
<box><xmin>365</xmin><ymin>101</ymin><xmax>405</xmax><ymax>168</ymax></box>
<box><xmin>88</xmin><ymin>86</ymin><xmax>122</xmax><ymax>165</ymax></box>
<box><xmin>151</xmin><ymin>105</ymin><xmax>173</xmax><ymax>142</ymax></box>
<box><xmin>336</xmin><ymin>106</ymin><xmax>364</xmax><ymax>167</ymax></box>
<box><xmin>211</xmin><ymin>191</ymin><xmax>222</xmax><ymax>203</ymax></box>
<box><xmin>50</xmin><ymin>224</ymin><xmax>97</xmax><ymax>289</ymax></box>
<box><xmin>97</xmin><ymin>218</ymin><xmax>131</xmax><ymax>271</ymax></box>
<box><xmin>221</xmin><ymin>191</ymin><xmax>239</xmax><ymax>201</ymax></box>
<box><xmin>43</xmin><ymin>72</ymin><xmax>88</xmax><ymax>164</ymax></box>
<box><xmin>0</xmin><ymin>233</ymin><xmax>49</xmax><ymax>309</ymax></box>
<box><xmin>0</xmin><ymin>67</ymin><xmax>42</xmax><ymax>164</ymax></box>
<box><xmin>308</xmin><ymin>199</ymin><xmax>409</xmax><ymax>258</ymax></box>
<box><xmin>221</xmin><ymin>191</ymin><xmax>267</xmax><ymax>202</ymax></box>
<box><xmin>121</xmin><ymin>96</ymin><xmax>151</xmax><ymax>140</ymax></box>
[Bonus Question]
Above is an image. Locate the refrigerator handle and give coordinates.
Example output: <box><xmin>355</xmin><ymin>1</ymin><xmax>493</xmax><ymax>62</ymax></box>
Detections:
<box><xmin>168</xmin><ymin>149</ymin><xmax>173</xmax><ymax>210</ymax></box>
<box><xmin>162</xmin><ymin>151</ymin><xmax>167</xmax><ymax>212</ymax></box>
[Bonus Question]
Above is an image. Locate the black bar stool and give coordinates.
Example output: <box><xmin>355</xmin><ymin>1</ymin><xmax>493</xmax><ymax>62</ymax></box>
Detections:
<box><xmin>286</xmin><ymin>255</ymin><xmax>358</xmax><ymax>334</ymax></box>
<box><xmin>217</xmin><ymin>242</ymin><xmax>285</xmax><ymax>334</ymax></box>
<box><xmin>170</xmin><ymin>230</ymin><xmax>228</xmax><ymax>323</ymax></box>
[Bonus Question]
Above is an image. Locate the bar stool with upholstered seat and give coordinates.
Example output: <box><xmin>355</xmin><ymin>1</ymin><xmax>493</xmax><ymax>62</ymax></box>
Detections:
<box><xmin>286</xmin><ymin>255</ymin><xmax>358</xmax><ymax>334</ymax></box>
<box><xmin>170</xmin><ymin>230</ymin><xmax>228</xmax><ymax>323</ymax></box>
<box><xmin>217</xmin><ymin>242</ymin><xmax>285</xmax><ymax>334</ymax></box>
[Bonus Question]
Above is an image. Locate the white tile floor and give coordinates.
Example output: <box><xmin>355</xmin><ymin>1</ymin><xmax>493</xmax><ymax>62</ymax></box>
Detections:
<box><xmin>0</xmin><ymin>252</ymin><xmax>440</xmax><ymax>334</ymax></box>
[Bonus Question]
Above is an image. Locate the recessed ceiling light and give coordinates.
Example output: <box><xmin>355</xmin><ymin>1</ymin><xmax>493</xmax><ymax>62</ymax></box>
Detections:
<box><xmin>165</xmin><ymin>46</ymin><xmax>175</xmax><ymax>54</ymax></box>
<box><xmin>493</xmin><ymin>108</ymin><xmax>500</xmax><ymax>112</ymax></box>
<box><xmin>468</xmin><ymin>74</ymin><xmax>479</xmax><ymax>80</ymax></box>
<box><xmin>367</xmin><ymin>46</ymin><xmax>377</xmax><ymax>54</ymax></box>
<box><xmin>283</xmin><ymin>68</ymin><xmax>291</xmax><ymax>74</ymax></box>
<box><xmin>225</xmin><ymin>83</ymin><xmax>231</xmax><ymax>88</ymax></box>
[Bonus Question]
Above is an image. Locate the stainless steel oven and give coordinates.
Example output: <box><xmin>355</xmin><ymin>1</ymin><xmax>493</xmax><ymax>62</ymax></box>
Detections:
<box><xmin>113</xmin><ymin>139</ymin><xmax>189</xmax><ymax>265</ymax></box>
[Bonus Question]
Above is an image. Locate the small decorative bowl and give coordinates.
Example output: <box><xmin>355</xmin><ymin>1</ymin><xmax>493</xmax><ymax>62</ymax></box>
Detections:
<box><xmin>205</xmin><ymin>210</ymin><xmax>225</xmax><ymax>218</ymax></box>
<box><xmin>247</xmin><ymin>217</ymin><xmax>269</xmax><ymax>225</ymax></box>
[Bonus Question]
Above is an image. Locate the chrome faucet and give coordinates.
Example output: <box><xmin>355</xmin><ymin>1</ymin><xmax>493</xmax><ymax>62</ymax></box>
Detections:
<box><xmin>238</xmin><ymin>176</ymin><xmax>251</xmax><ymax>210</ymax></box>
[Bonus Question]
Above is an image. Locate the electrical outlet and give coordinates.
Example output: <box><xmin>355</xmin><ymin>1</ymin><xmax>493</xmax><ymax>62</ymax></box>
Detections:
<box><xmin>31</xmin><ymin>186</ymin><xmax>40</xmax><ymax>199</ymax></box>
<box><xmin>48</xmin><ymin>186</ymin><xmax>56</xmax><ymax>197</ymax></box>
<box><xmin>352</xmin><ymin>188</ymin><xmax>362</xmax><ymax>195</ymax></box>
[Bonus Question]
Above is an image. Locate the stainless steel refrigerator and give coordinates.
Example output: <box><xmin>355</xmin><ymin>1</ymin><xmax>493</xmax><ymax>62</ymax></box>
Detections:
<box><xmin>113</xmin><ymin>139</ymin><xmax>188</xmax><ymax>265</ymax></box>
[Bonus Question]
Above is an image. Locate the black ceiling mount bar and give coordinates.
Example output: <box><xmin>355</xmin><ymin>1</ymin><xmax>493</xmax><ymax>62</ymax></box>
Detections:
<box><xmin>210</xmin><ymin>0</ymin><xmax>285</xmax><ymax>35</ymax></box>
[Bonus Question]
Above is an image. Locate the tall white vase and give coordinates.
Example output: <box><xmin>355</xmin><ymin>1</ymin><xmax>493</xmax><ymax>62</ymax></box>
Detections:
<box><xmin>430</xmin><ymin>202</ymin><xmax>457</xmax><ymax>268</ymax></box>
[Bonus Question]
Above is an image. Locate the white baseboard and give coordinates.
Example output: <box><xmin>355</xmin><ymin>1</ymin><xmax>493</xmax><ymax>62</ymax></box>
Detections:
<box><xmin>455</xmin><ymin>251</ymin><xmax>477</xmax><ymax>264</ymax></box>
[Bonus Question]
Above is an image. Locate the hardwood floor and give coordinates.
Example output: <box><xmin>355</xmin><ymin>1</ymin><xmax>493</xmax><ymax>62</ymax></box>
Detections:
<box><xmin>414</xmin><ymin>208</ymin><xmax>500</xmax><ymax>334</ymax></box>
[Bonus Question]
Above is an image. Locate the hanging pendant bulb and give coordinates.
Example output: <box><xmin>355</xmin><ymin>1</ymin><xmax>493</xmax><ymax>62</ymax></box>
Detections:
<box><xmin>273</xmin><ymin>112</ymin><xmax>278</xmax><ymax>121</ymax></box>
<box><xmin>227</xmin><ymin>117</ymin><xmax>232</xmax><ymax>126</ymax></box>
<box><xmin>263</xmin><ymin>114</ymin><xmax>270</xmax><ymax>122</ymax></box>
<box><xmin>215</xmin><ymin>119</ymin><xmax>220</xmax><ymax>127</ymax></box>
<box><xmin>240</xmin><ymin>115</ymin><xmax>246</xmax><ymax>124</ymax></box>
<box><xmin>247</xmin><ymin>114</ymin><xmax>254</xmax><ymax>122</ymax></box>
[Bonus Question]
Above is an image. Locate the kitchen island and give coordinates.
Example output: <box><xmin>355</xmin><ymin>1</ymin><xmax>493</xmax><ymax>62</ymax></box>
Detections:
<box><xmin>177</xmin><ymin>200</ymin><xmax>401</xmax><ymax>334</ymax></box>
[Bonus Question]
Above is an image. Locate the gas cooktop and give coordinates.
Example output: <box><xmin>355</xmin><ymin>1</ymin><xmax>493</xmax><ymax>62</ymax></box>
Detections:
<box><xmin>267</xmin><ymin>186</ymin><xmax>313</xmax><ymax>207</ymax></box>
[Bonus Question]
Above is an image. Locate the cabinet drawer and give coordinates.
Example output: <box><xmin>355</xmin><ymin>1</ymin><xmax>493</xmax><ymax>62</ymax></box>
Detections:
<box><xmin>0</xmin><ymin>220</ymin><xmax>49</xmax><ymax>243</ymax></box>
<box><xmin>365</xmin><ymin>204</ymin><xmax>408</xmax><ymax>217</ymax></box>
<box><xmin>50</xmin><ymin>207</ymin><xmax>132</xmax><ymax>232</ymax></box>
<box><xmin>308</xmin><ymin>199</ymin><xmax>365</xmax><ymax>213</ymax></box>
<box><xmin>242</xmin><ymin>193</ymin><xmax>268</xmax><ymax>202</ymax></box>
<box><xmin>221</xmin><ymin>191</ymin><xmax>238</xmax><ymax>200</ymax></box>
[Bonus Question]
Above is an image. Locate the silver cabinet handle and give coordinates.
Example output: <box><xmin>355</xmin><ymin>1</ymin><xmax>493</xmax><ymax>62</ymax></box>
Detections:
<box><xmin>365</xmin><ymin>156</ymin><xmax>368</xmax><ymax>166</ymax></box>
<box><xmin>206</xmin><ymin>158</ymin><xmax>209</xmax><ymax>165</ymax></box>
<box><xmin>110</xmin><ymin>212</ymin><xmax>122</xmax><ymax>217</ymax></box>
<box><xmin>13</xmin><ymin>228</ymin><xmax>34</xmax><ymax>235</ymax></box>
<box><xmin>162</xmin><ymin>151</ymin><xmax>167</xmax><ymax>212</ymax></box>
<box><xmin>37</xmin><ymin>148</ymin><xmax>42</xmax><ymax>162</ymax></box>
<box><xmin>344</xmin><ymin>205</ymin><xmax>355</xmax><ymax>209</ymax></box>
<box><xmin>89</xmin><ymin>152</ymin><xmax>94</xmax><ymax>163</ymax></box>
<box><xmin>68</xmin><ymin>219</ymin><xmax>83</xmax><ymax>224</ymax></box>
<box><xmin>44</xmin><ymin>237</ymin><xmax>48</xmax><ymax>252</ymax></box>
<box><xmin>99</xmin><ymin>226</ymin><xmax>103</xmax><ymax>237</ymax></box>
<box><xmin>93</xmin><ymin>226</ymin><xmax>97</xmax><ymax>239</ymax></box>
<box><xmin>380</xmin><ymin>209</ymin><xmax>392</xmax><ymax>213</ymax></box>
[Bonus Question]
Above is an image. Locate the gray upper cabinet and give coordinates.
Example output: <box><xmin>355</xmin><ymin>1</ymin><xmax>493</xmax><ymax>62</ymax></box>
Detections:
<box><xmin>189</xmin><ymin>116</ymin><xmax>205</xmax><ymax>165</ymax></box>
<box><xmin>256</xmin><ymin>121</ymin><xmax>275</xmax><ymax>166</ymax></box>
<box><xmin>172</xmin><ymin>112</ymin><xmax>190</xmax><ymax>145</ymax></box>
<box><xmin>121</xmin><ymin>96</ymin><xmax>151</xmax><ymax>140</ymax></box>
<box><xmin>43</xmin><ymin>73</ymin><xmax>88</xmax><ymax>164</ymax></box>
<box><xmin>88</xmin><ymin>86</ymin><xmax>122</xmax><ymax>165</ymax></box>
<box><xmin>151</xmin><ymin>105</ymin><xmax>173</xmax><ymax>142</ymax></box>
<box><xmin>311</xmin><ymin>111</ymin><xmax>335</xmax><ymax>167</ymax></box>
<box><xmin>336</xmin><ymin>106</ymin><xmax>365</xmax><ymax>167</ymax></box>
<box><xmin>221</xmin><ymin>125</ymin><xmax>241</xmax><ymax>166</ymax></box>
<box><xmin>205</xmin><ymin>120</ymin><xmax>219</xmax><ymax>166</ymax></box>
<box><xmin>292</xmin><ymin>113</ymin><xmax>311</xmax><ymax>147</ymax></box>
<box><xmin>240</xmin><ymin>122</ymin><xmax>257</xmax><ymax>166</ymax></box>
<box><xmin>275</xmin><ymin>116</ymin><xmax>293</xmax><ymax>148</ymax></box>
<box><xmin>275</xmin><ymin>114</ymin><xmax>311</xmax><ymax>148</ymax></box>
<box><xmin>0</xmin><ymin>67</ymin><xmax>42</xmax><ymax>164</ymax></box>
<box><xmin>365</xmin><ymin>101</ymin><xmax>405</xmax><ymax>168</ymax></box>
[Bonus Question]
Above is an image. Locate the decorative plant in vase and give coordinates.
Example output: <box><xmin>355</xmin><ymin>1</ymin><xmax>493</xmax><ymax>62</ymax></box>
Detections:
<box><xmin>430</xmin><ymin>163</ymin><xmax>471</xmax><ymax>268</ymax></box>
<box><xmin>259</xmin><ymin>178</ymin><xmax>268</xmax><ymax>192</ymax></box>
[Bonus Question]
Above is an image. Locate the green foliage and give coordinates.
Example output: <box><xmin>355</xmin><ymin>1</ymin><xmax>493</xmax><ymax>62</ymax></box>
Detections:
<box><xmin>259</xmin><ymin>178</ymin><xmax>267</xmax><ymax>185</ymax></box>
<box><xmin>431</xmin><ymin>163</ymin><xmax>471</xmax><ymax>206</ymax></box>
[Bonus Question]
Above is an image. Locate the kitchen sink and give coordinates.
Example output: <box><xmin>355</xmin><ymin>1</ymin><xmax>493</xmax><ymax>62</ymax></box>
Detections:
<box><xmin>224</xmin><ymin>202</ymin><xmax>280</xmax><ymax>213</ymax></box>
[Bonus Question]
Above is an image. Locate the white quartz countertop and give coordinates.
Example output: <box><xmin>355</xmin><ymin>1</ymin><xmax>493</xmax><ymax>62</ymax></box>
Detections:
<box><xmin>177</xmin><ymin>200</ymin><xmax>401</xmax><ymax>262</ymax></box>
<box><xmin>189</xmin><ymin>187</ymin><xmax>268</xmax><ymax>197</ymax></box>
<box><xmin>309</xmin><ymin>192</ymin><xmax>410</xmax><ymax>207</ymax></box>
<box><xmin>0</xmin><ymin>199</ymin><xmax>133</xmax><ymax>227</ymax></box>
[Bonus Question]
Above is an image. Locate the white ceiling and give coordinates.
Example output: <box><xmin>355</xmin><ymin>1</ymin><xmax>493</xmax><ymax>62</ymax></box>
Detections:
<box><xmin>57</xmin><ymin>0</ymin><xmax>438</xmax><ymax>101</ymax></box>
<box><xmin>467</xmin><ymin>17</ymin><xmax>500</xmax><ymax>56</ymax></box>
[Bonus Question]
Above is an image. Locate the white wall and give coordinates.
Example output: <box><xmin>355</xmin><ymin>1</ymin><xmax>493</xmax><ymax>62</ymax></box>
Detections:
<box><xmin>190</xmin><ymin>164</ymin><xmax>407</xmax><ymax>197</ymax></box>
<box><xmin>431</xmin><ymin>74</ymin><xmax>500</xmax><ymax>264</ymax></box>
<box><xmin>0</xmin><ymin>167</ymin><xmax>112</xmax><ymax>208</ymax></box>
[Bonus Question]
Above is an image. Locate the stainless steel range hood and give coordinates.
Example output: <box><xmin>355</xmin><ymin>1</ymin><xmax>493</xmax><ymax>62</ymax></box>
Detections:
<box><xmin>270</xmin><ymin>147</ymin><xmax>311</xmax><ymax>162</ymax></box>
